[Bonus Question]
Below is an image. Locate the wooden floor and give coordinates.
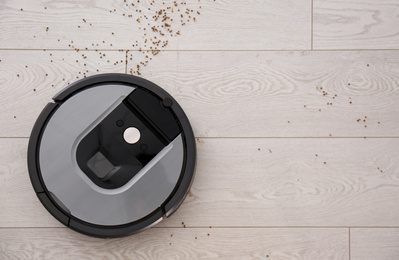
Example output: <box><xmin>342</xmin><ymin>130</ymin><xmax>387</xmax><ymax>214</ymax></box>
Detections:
<box><xmin>1</xmin><ymin>0</ymin><xmax>399</xmax><ymax>259</ymax></box>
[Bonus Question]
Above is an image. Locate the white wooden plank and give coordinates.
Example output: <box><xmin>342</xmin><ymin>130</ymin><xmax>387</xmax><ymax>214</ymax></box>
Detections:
<box><xmin>0</xmin><ymin>0</ymin><xmax>311</xmax><ymax>50</ymax></box>
<box><xmin>1</xmin><ymin>138</ymin><xmax>399</xmax><ymax>228</ymax></box>
<box><xmin>129</xmin><ymin>50</ymin><xmax>399</xmax><ymax>137</ymax></box>
<box><xmin>0</xmin><ymin>50</ymin><xmax>125</xmax><ymax>137</ymax></box>
<box><xmin>0</xmin><ymin>228</ymin><xmax>348</xmax><ymax>259</ymax></box>
<box><xmin>162</xmin><ymin>138</ymin><xmax>399</xmax><ymax>227</ymax></box>
<box><xmin>314</xmin><ymin>0</ymin><xmax>399</xmax><ymax>50</ymax></box>
<box><xmin>2</xmin><ymin>50</ymin><xmax>399</xmax><ymax>138</ymax></box>
<box><xmin>351</xmin><ymin>228</ymin><xmax>399</xmax><ymax>260</ymax></box>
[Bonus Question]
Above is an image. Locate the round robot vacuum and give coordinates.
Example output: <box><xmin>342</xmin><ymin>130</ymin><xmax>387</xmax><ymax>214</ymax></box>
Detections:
<box><xmin>28</xmin><ymin>74</ymin><xmax>196</xmax><ymax>238</ymax></box>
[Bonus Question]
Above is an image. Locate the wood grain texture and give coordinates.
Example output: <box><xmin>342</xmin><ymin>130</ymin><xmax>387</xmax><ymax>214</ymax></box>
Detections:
<box><xmin>1</xmin><ymin>0</ymin><xmax>398</xmax><ymax>257</ymax></box>
<box><xmin>129</xmin><ymin>50</ymin><xmax>399</xmax><ymax>137</ymax></box>
<box><xmin>160</xmin><ymin>138</ymin><xmax>399</xmax><ymax>227</ymax></box>
<box><xmin>1</xmin><ymin>137</ymin><xmax>399</xmax><ymax>228</ymax></box>
<box><xmin>314</xmin><ymin>0</ymin><xmax>399</xmax><ymax>50</ymax></box>
<box><xmin>0</xmin><ymin>50</ymin><xmax>125</xmax><ymax>137</ymax></box>
<box><xmin>351</xmin><ymin>228</ymin><xmax>399</xmax><ymax>260</ymax></box>
<box><xmin>0</xmin><ymin>0</ymin><xmax>311</xmax><ymax>50</ymax></box>
<box><xmin>2</xmin><ymin>50</ymin><xmax>399</xmax><ymax>138</ymax></box>
<box><xmin>0</xmin><ymin>228</ymin><xmax>348</xmax><ymax>260</ymax></box>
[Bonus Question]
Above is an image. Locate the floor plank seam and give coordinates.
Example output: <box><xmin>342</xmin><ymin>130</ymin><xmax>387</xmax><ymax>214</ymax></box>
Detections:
<box><xmin>349</xmin><ymin>228</ymin><xmax>351</xmax><ymax>260</ymax></box>
<box><xmin>3</xmin><ymin>226</ymin><xmax>399</xmax><ymax>229</ymax></box>
<box><xmin>195</xmin><ymin>137</ymin><xmax>399</xmax><ymax>139</ymax></box>
<box><xmin>311</xmin><ymin>0</ymin><xmax>313</xmax><ymax>50</ymax></box>
<box><xmin>2</xmin><ymin>136</ymin><xmax>399</xmax><ymax>139</ymax></box>
<box><xmin>2</xmin><ymin>48</ymin><xmax>399</xmax><ymax>52</ymax></box>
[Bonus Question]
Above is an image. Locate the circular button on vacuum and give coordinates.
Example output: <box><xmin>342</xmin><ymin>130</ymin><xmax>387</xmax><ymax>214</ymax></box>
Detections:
<box><xmin>123</xmin><ymin>127</ymin><xmax>141</xmax><ymax>144</ymax></box>
<box><xmin>27</xmin><ymin>74</ymin><xmax>196</xmax><ymax>238</ymax></box>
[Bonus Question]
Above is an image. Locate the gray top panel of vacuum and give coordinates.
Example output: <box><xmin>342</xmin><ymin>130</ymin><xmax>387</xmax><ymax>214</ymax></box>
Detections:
<box><xmin>39</xmin><ymin>84</ymin><xmax>184</xmax><ymax>225</ymax></box>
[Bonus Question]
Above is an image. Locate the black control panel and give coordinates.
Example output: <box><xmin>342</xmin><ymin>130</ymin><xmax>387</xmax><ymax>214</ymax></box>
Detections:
<box><xmin>76</xmin><ymin>88</ymin><xmax>181</xmax><ymax>189</ymax></box>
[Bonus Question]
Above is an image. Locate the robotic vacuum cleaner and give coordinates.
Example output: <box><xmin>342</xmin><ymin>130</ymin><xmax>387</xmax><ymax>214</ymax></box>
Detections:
<box><xmin>28</xmin><ymin>74</ymin><xmax>196</xmax><ymax>238</ymax></box>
